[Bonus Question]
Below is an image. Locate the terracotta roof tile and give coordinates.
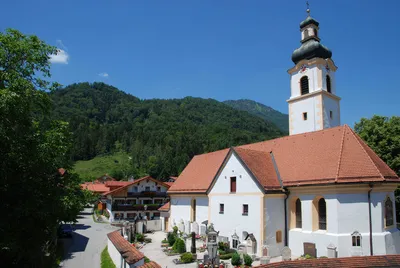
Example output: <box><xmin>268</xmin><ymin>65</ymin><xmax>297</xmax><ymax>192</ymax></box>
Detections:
<box><xmin>234</xmin><ymin>148</ymin><xmax>281</xmax><ymax>190</ymax></box>
<box><xmin>169</xmin><ymin>125</ymin><xmax>399</xmax><ymax>192</ymax></box>
<box><xmin>138</xmin><ymin>261</ymin><xmax>162</xmax><ymax>268</ymax></box>
<box><xmin>158</xmin><ymin>202</ymin><xmax>170</xmax><ymax>212</ymax></box>
<box><xmin>168</xmin><ymin>149</ymin><xmax>230</xmax><ymax>193</ymax></box>
<box><xmin>165</xmin><ymin>182</ymin><xmax>174</xmax><ymax>187</ymax></box>
<box><xmin>80</xmin><ymin>183</ymin><xmax>110</xmax><ymax>193</ymax></box>
<box><xmin>105</xmin><ymin>181</ymin><xmax>132</xmax><ymax>187</ymax></box>
<box><xmin>257</xmin><ymin>254</ymin><xmax>400</xmax><ymax>268</ymax></box>
<box><xmin>107</xmin><ymin>230</ymin><xmax>144</xmax><ymax>264</ymax></box>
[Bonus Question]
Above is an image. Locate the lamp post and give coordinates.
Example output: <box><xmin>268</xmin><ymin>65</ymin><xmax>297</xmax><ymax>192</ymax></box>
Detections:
<box><xmin>206</xmin><ymin>223</ymin><xmax>219</xmax><ymax>266</ymax></box>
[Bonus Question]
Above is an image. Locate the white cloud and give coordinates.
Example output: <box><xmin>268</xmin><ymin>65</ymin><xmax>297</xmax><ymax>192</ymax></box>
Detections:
<box><xmin>49</xmin><ymin>49</ymin><xmax>69</xmax><ymax>64</ymax></box>
<box><xmin>98</xmin><ymin>72</ymin><xmax>109</xmax><ymax>78</ymax></box>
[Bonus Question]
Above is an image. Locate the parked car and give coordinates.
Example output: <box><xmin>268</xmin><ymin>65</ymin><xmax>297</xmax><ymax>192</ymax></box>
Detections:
<box><xmin>58</xmin><ymin>224</ymin><xmax>74</xmax><ymax>238</ymax></box>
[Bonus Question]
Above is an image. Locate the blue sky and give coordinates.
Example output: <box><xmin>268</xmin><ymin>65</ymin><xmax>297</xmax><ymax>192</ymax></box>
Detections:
<box><xmin>2</xmin><ymin>0</ymin><xmax>399</xmax><ymax>126</ymax></box>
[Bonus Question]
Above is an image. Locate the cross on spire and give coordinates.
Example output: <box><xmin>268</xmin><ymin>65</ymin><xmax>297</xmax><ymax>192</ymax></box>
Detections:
<box><xmin>306</xmin><ymin>1</ymin><xmax>310</xmax><ymax>16</ymax></box>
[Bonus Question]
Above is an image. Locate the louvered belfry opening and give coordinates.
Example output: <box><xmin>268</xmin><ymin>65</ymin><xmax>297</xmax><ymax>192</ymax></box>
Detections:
<box><xmin>326</xmin><ymin>75</ymin><xmax>332</xmax><ymax>93</ymax></box>
<box><xmin>300</xmin><ymin>76</ymin><xmax>309</xmax><ymax>95</ymax></box>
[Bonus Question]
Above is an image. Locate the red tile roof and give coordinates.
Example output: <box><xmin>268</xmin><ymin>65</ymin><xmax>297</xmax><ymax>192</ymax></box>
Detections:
<box><xmin>138</xmin><ymin>261</ymin><xmax>162</xmax><ymax>268</ymax></box>
<box><xmin>105</xmin><ymin>181</ymin><xmax>132</xmax><ymax>187</ymax></box>
<box><xmin>169</xmin><ymin>125</ymin><xmax>399</xmax><ymax>193</ymax></box>
<box><xmin>80</xmin><ymin>182</ymin><xmax>110</xmax><ymax>193</ymax></box>
<box><xmin>107</xmin><ymin>230</ymin><xmax>144</xmax><ymax>264</ymax></box>
<box><xmin>165</xmin><ymin>182</ymin><xmax>174</xmax><ymax>187</ymax></box>
<box><xmin>58</xmin><ymin>168</ymin><xmax>67</xmax><ymax>176</ymax></box>
<box><xmin>257</xmin><ymin>254</ymin><xmax>400</xmax><ymax>268</ymax></box>
<box><xmin>168</xmin><ymin>149</ymin><xmax>230</xmax><ymax>193</ymax></box>
<box><xmin>158</xmin><ymin>202</ymin><xmax>170</xmax><ymax>212</ymax></box>
<box><xmin>103</xmin><ymin>176</ymin><xmax>172</xmax><ymax>196</ymax></box>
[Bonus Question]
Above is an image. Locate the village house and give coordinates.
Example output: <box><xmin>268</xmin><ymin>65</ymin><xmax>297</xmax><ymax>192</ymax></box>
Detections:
<box><xmin>163</xmin><ymin>10</ymin><xmax>400</xmax><ymax>259</ymax></box>
<box><xmin>102</xmin><ymin>176</ymin><xmax>171</xmax><ymax>223</ymax></box>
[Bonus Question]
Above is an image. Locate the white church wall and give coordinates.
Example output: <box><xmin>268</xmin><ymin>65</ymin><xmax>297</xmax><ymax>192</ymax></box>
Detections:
<box><xmin>195</xmin><ymin>196</ymin><xmax>209</xmax><ymax>225</ymax></box>
<box><xmin>322</xmin><ymin>95</ymin><xmax>340</xmax><ymax>128</ymax></box>
<box><xmin>209</xmin><ymin>153</ymin><xmax>263</xmax><ymax>255</ymax></box>
<box><xmin>290</xmin><ymin>65</ymin><xmax>319</xmax><ymax>98</ymax></box>
<box><xmin>264</xmin><ymin>196</ymin><xmax>285</xmax><ymax>257</ymax></box>
<box><xmin>169</xmin><ymin>196</ymin><xmax>191</xmax><ymax>229</ymax></box>
<box><xmin>289</xmin><ymin>95</ymin><xmax>323</xmax><ymax>135</ymax></box>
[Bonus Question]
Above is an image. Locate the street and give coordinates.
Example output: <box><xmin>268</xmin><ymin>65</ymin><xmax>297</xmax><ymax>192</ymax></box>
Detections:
<box><xmin>60</xmin><ymin>207</ymin><xmax>118</xmax><ymax>268</ymax></box>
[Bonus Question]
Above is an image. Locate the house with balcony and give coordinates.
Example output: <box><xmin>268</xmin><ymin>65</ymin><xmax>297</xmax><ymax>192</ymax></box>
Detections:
<box><xmin>102</xmin><ymin>176</ymin><xmax>171</xmax><ymax>222</ymax></box>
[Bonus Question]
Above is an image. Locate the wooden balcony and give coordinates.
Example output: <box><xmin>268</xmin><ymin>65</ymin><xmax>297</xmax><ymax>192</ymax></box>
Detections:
<box><xmin>111</xmin><ymin>203</ymin><xmax>163</xmax><ymax>211</ymax></box>
<box><xmin>127</xmin><ymin>191</ymin><xmax>167</xmax><ymax>197</ymax></box>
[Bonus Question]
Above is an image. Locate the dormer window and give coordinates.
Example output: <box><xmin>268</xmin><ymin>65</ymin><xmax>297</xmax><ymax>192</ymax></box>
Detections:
<box><xmin>300</xmin><ymin>76</ymin><xmax>309</xmax><ymax>95</ymax></box>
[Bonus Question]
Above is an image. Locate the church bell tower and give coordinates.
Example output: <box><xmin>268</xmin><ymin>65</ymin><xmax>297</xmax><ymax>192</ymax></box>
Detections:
<box><xmin>288</xmin><ymin>5</ymin><xmax>340</xmax><ymax>135</ymax></box>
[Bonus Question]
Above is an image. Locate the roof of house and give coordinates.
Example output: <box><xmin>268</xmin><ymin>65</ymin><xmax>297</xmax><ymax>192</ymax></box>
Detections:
<box><xmin>80</xmin><ymin>182</ymin><xmax>110</xmax><ymax>193</ymax></box>
<box><xmin>103</xmin><ymin>176</ymin><xmax>172</xmax><ymax>196</ymax></box>
<box><xmin>107</xmin><ymin>230</ymin><xmax>144</xmax><ymax>264</ymax></box>
<box><xmin>158</xmin><ymin>202</ymin><xmax>170</xmax><ymax>212</ymax></box>
<box><xmin>165</xmin><ymin>182</ymin><xmax>174</xmax><ymax>187</ymax></box>
<box><xmin>105</xmin><ymin>181</ymin><xmax>132</xmax><ymax>187</ymax></box>
<box><xmin>58</xmin><ymin>168</ymin><xmax>67</xmax><ymax>176</ymax></box>
<box><xmin>138</xmin><ymin>261</ymin><xmax>162</xmax><ymax>268</ymax></box>
<box><xmin>169</xmin><ymin>176</ymin><xmax>178</xmax><ymax>181</ymax></box>
<box><xmin>168</xmin><ymin>125</ymin><xmax>399</xmax><ymax>193</ymax></box>
<box><xmin>257</xmin><ymin>254</ymin><xmax>400</xmax><ymax>268</ymax></box>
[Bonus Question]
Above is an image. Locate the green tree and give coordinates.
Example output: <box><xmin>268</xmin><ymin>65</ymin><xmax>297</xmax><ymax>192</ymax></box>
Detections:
<box><xmin>355</xmin><ymin>115</ymin><xmax>400</xmax><ymax>217</ymax></box>
<box><xmin>0</xmin><ymin>28</ymin><xmax>82</xmax><ymax>267</ymax></box>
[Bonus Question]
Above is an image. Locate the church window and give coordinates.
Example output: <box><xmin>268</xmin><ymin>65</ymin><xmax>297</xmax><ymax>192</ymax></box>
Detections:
<box><xmin>318</xmin><ymin>198</ymin><xmax>327</xmax><ymax>230</ymax></box>
<box><xmin>220</xmin><ymin>203</ymin><xmax>224</xmax><ymax>214</ymax></box>
<box><xmin>326</xmin><ymin>75</ymin><xmax>332</xmax><ymax>93</ymax></box>
<box><xmin>330</xmin><ymin>111</ymin><xmax>333</xmax><ymax>119</ymax></box>
<box><xmin>295</xmin><ymin>198</ymin><xmax>302</xmax><ymax>228</ymax></box>
<box><xmin>303</xmin><ymin>112</ymin><xmax>308</xmax><ymax>121</ymax></box>
<box><xmin>233</xmin><ymin>238</ymin><xmax>239</xmax><ymax>249</ymax></box>
<box><xmin>191</xmin><ymin>198</ymin><xmax>196</xmax><ymax>222</ymax></box>
<box><xmin>385</xmin><ymin>196</ymin><xmax>394</xmax><ymax>227</ymax></box>
<box><xmin>351</xmin><ymin>231</ymin><xmax>361</xmax><ymax>247</ymax></box>
<box><xmin>276</xmin><ymin>230</ymin><xmax>282</xmax><ymax>243</ymax></box>
<box><xmin>230</xmin><ymin>177</ymin><xmax>236</xmax><ymax>193</ymax></box>
<box><xmin>300</xmin><ymin>76</ymin><xmax>309</xmax><ymax>95</ymax></box>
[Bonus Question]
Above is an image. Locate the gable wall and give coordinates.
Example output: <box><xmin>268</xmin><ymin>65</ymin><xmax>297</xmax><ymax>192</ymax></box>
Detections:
<box><xmin>127</xmin><ymin>180</ymin><xmax>167</xmax><ymax>193</ymax></box>
<box><xmin>209</xmin><ymin>153</ymin><xmax>263</xmax><ymax>255</ymax></box>
<box><xmin>264</xmin><ymin>195</ymin><xmax>286</xmax><ymax>257</ymax></box>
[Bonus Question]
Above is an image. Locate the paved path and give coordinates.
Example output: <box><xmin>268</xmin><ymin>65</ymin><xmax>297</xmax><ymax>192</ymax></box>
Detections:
<box><xmin>140</xmin><ymin>232</ymin><xmax>198</xmax><ymax>268</ymax></box>
<box><xmin>60</xmin><ymin>207</ymin><xmax>118</xmax><ymax>268</ymax></box>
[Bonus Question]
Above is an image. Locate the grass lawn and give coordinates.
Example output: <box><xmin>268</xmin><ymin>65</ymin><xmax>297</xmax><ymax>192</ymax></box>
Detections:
<box><xmin>74</xmin><ymin>152</ymin><xmax>130</xmax><ymax>181</ymax></box>
<box><xmin>101</xmin><ymin>246</ymin><xmax>116</xmax><ymax>268</ymax></box>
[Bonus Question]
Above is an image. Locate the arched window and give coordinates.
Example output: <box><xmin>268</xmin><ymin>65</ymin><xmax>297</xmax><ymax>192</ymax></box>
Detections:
<box><xmin>300</xmin><ymin>76</ymin><xmax>309</xmax><ymax>95</ymax></box>
<box><xmin>318</xmin><ymin>198</ymin><xmax>327</xmax><ymax>230</ymax></box>
<box><xmin>313</xmin><ymin>28</ymin><xmax>318</xmax><ymax>37</ymax></box>
<box><xmin>326</xmin><ymin>75</ymin><xmax>332</xmax><ymax>93</ymax></box>
<box><xmin>295</xmin><ymin>198</ymin><xmax>302</xmax><ymax>228</ymax></box>
<box><xmin>191</xmin><ymin>198</ymin><xmax>196</xmax><ymax>222</ymax></box>
<box><xmin>385</xmin><ymin>196</ymin><xmax>394</xmax><ymax>227</ymax></box>
<box><xmin>351</xmin><ymin>231</ymin><xmax>361</xmax><ymax>247</ymax></box>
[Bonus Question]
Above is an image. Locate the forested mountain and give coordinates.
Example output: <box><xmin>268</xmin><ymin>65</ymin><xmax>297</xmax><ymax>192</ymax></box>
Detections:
<box><xmin>224</xmin><ymin>99</ymin><xmax>289</xmax><ymax>133</ymax></box>
<box><xmin>50</xmin><ymin>82</ymin><xmax>285</xmax><ymax>180</ymax></box>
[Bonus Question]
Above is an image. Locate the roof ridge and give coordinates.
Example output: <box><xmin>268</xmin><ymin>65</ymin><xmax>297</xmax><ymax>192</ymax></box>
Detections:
<box><xmin>335</xmin><ymin>125</ymin><xmax>347</xmax><ymax>182</ymax></box>
<box><xmin>346</xmin><ymin>125</ymin><xmax>385</xmax><ymax>180</ymax></box>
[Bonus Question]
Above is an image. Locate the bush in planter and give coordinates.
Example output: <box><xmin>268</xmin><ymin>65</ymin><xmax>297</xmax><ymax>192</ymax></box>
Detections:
<box><xmin>135</xmin><ymin>233</ymin><xmax>145</xmax><ymax>242</ymax></box>
<box><xmin>161</xmin><ymin>238</ymin><xmax>168</xmax><ymax>244</ymax></box>
<box><xmin>180</xmin><ymin>252</ymin><xmax>194</xmax><ymax>263</ymax></box>
<box><xmin>167</xmin><ymin>232</ymin><xmax>177</xmax><ymax>246</ymax></box>
<box><xmin>231</xmin><ymin>252</ymin><xmax>241</xmax><ymax>266</ymax></box>
<box><xmin>244</xmin><ymin>254</ymin><xmax>253</xmax><ymax>266</ymax></box>
<box><xmin>173</xmin><ymin>238</ymin><xmax>186</xmax><ymax>253</ymax></box>
<box><xmin>219</xmin><ymin>253</ymin><xmax>233</xmax><ymax>260</ymax></box>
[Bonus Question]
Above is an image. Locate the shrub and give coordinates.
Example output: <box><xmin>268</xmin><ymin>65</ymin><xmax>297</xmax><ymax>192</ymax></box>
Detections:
<box><xmin>103</xmin><ymin>210</ymin><xmax>110</xmax><ymax>218</ymax></box>
<box><xmin>219</xmin><ymin>253</ymin><xmax>233</xmax><ymax>260</ymax></box>
<box><xmin>180</xmin><ymin>252</ymin><xmax>194</xmax><ymax>263</ymax></box>
<box><xmin>319</xmin><ymin>256</ymin><xmax>328</xmax><ymax>258</ymax></box>
<box><xmin>173</xmin><ymin>238</ymin><xmax>186</xmax><ymax>253</ymax></box>
<box><xmin>218</xmin><ymin>242</ymin><xmax>230</xmax><ymax>251</ymax></box>
<box><xmin>231</xmin><ymin>252</ymin><xmax>241</xmax><ymax>266</ymax></box>
<box><xmin>304</xmin><ymin>254</ymin><xmax>314</xmax><ymax>259</ymax></box>
<box><xmin>135</xmin><ymin>233</ymin><xmax>145</xmax><ymax>242</ymax></box>
<box><xmin>244</xmin><ymin>254</ymin><xmax>253</xmax><ymax>266</ymax></box>
<box><xmin>144</xmin><ymin>256</ymin><xmax>150</xmax><ymax>263</ymax></box>
<box><xmin>167</xmin><ymin>232</ymin><xmax>177</xmax><ymax>246</ymax></box>
<box><xmin>161</xmin><ymin>238</ymin><xmax>168</xmax><ymax>244</ymax></box>
<box><xmin>173</xmin><ymin>226</ymin><xmax>178</xmax><ymax>235</ymax></box>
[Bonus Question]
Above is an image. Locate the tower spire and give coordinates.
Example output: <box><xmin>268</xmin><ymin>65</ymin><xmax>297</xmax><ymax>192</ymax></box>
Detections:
<box><xmin>306</xmin><ymin>1</ymin><xmax>310</xmax><ymax>16</ymax></box>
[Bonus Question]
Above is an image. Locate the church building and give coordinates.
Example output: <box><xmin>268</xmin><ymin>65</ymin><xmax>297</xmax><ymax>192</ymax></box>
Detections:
<box><xmin>163</xmin><ymin>9</ymin><xmax>400</xmax><ymax>258</ymax></box>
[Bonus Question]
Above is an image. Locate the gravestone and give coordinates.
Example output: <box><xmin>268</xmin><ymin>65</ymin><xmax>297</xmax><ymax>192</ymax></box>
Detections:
<box><xmin>303</xmin><ymin>242</ymin><xmax>316</xmax><ymax>258</ymax></box>
<box><xmin>192</xmin><ymin>221</ymin><xmax>199</xmax><ymax>235</ymax></box>
<box><xmin>262</xmin><ymin>245</ymin><xmax>268</xmax><ymax>257</ymax></box>
<box><xmin>327</xmin><ymin>243</ymin><xmax>337</xmax><ymax>258</ymax></box>
<box><xmin>200</xmin><ymin>224</ymin><xmax>207</xmax><ymax>236</ymax></box>
<box><xmin>281</xmin><ymin>246</ymin><xmax>291</xmax><ymax>261</ymax></box>
<box><xmin>184</xmin><ymin>220</ymin><xmax>191</xmax><ymax>234</ymax></box>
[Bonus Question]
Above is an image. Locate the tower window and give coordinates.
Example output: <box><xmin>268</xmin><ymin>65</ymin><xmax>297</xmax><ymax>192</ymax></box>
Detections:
<box><xmin>330</xmin><ymin>111</ymin><xmax>333</xmax><ymax>119</ymax></box>
<box><xmin>303</xmin><ymin>112</ymin><xmax>308</xmax><ymax>121</ymax></box>
<box><xmin>313</xmin><ymin>28</ymin><xmax>318</xmax><ymax>37</ymax></box>
<box><xmin>326</xmin><ymin>75</ymin><xmax>331</xmax><ymax>93</ymax></box>
<box><xmin>300</xmin><ymin>76</ymin><xmax>309</xmax><ymax>95</ymax></box>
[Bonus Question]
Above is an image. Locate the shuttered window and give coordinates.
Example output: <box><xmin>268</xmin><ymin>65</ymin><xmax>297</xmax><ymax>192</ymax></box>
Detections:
<box><xmin>230</xmin><ymin>177</ymin><xmax>236</xmax><ymax>193</ymax></box>
<box><xmin>300</xmin><ymin>76</ymin><xmax>309</xmax><ymax>95</ymax></box>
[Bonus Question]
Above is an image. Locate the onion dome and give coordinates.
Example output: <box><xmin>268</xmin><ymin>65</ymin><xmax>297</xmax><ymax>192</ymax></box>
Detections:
<box><xmin>292</xmin><ymin>39</ymin><xmax>332</xmax><ymax>64</ymax></box>
<box><xmin>300</xmin><ymin>16</ymin><xmax>319</xmax><ymax>29</ymax></box>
